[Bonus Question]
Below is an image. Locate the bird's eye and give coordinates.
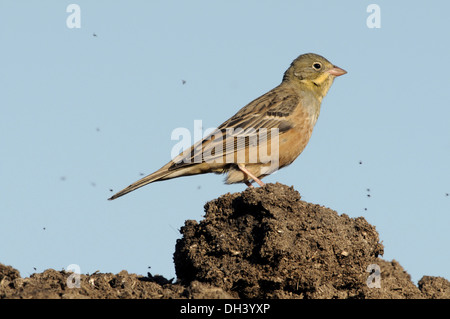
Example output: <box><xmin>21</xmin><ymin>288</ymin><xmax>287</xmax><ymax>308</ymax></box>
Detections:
<box><xmin>312</xmin><ymin>62</ymin><xmax>322</xmax><ymax>70</ymax></box>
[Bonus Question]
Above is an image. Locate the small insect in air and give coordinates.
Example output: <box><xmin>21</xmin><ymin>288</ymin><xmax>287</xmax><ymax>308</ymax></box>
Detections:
<box><xmin>182</xmin><ymin>80</ymin><xmax>186</xmax><ymax>85</ymax></box>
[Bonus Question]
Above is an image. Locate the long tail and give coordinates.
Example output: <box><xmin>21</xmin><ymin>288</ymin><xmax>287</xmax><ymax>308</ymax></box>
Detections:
<box><xmin>108</xmin><ymin>168</ymin><xmax>172</xmax><ymax>200</ymax></box>
<box><xmin>108</xmin><ymin>160</ymin><xmax>206</xmax><ymax>200</ymax></box>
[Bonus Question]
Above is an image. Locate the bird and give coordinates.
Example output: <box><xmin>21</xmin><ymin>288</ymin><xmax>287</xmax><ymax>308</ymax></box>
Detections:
<box><xmin>108</xmin><ymin>53</ymin><xmax>346</xmax><ymax>200</ymax></box>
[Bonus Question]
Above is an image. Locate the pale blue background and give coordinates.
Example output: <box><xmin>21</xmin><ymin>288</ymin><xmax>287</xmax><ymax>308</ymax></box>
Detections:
<box><xmin>0</xmin><ymin>1</ymin><xmax>449</xmax><ymax>284</ymax></box>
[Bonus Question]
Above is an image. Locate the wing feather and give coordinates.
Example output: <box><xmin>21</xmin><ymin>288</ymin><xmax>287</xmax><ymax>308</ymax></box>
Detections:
<box><xmin>169</xmin><ymin>88</ymin><xmax>300</xmax><ymax>169</ymax></box>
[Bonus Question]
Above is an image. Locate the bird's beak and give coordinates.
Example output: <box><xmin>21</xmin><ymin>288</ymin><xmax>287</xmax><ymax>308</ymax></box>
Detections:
<box><xmin>327</xmin><ymin>66</ymin><xmax>347</xmax><ymax>77</ymax></box>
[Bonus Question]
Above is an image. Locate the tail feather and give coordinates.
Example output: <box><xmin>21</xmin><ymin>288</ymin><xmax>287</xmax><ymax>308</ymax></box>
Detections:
<box><xmin>108</xmin><ymin>168</ymin><xmax>172</xmax><ymax>200</ymax></box>
<box><xmin>108</xmin><ymin>161</ymin><xmax>209</xmax><ymax>200</ymax></box>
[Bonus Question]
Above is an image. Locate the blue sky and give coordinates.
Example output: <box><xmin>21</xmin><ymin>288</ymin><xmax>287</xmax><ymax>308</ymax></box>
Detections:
<box><xmin>0</xmin><ymin>1</ymin><xmax>449</xmax><ymax>284</ymax></box>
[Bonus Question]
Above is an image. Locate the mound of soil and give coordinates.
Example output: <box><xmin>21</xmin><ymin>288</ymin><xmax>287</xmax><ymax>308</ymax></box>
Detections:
<box><xmin>1</xmin><ymin>183</ymin><xmax>449</xmax><ymax>299</ymax></box>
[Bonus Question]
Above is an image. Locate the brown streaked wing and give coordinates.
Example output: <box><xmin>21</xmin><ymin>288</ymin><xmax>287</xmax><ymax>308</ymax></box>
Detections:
<box><xmin>169</xmin><ymin>93</ymin><xmax>300</xmax><ymax>169</ymax></box>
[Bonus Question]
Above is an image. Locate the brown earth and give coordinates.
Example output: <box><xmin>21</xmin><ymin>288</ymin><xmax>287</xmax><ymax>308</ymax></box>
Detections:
<box><xmin>1</xmin><ymin>183</ymin><xmax>449</xmax><ymax>299</ymax></box>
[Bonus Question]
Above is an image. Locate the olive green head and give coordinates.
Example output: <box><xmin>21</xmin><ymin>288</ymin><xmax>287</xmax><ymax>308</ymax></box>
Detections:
<box><xmin>283</xmin><ymin>53</ymin><xmax>346</xmax><ymax>99</ymax></box>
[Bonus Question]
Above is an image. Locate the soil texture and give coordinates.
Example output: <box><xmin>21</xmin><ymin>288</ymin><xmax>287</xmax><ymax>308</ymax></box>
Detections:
<box><xmin>1</xmin><ymin>183</ymin><xmax>448</xmax><ymax>299</ymax></box>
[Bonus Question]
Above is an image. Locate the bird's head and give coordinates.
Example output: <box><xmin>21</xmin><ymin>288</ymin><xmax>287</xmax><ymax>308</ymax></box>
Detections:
<box><xmin>283</xmin><ymin>53</ymin><xmax>346</xmax><ymax>100</ymax></box>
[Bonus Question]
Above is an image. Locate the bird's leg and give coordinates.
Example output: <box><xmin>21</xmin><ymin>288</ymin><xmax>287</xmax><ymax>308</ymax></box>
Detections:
<box><xmin>238</xmin><ymin>164</ymin><xmax>265</xmax><ymax>187</ymax></box>
<box><xmin>239</xmin><ymin>165</ymin><xmax>254</xmax><ymax>187</ymax></box>
<box><xmin>244</xmin><ymin>181</ymin><xmax>254</xmax><ymax>188</ymax></box>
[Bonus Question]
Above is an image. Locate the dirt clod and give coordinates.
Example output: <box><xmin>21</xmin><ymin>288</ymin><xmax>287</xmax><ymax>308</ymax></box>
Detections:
<box><xmin>1</xmin><ymin>183</ymin><xmax>448</xmax><ymax>298</ymax></box>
